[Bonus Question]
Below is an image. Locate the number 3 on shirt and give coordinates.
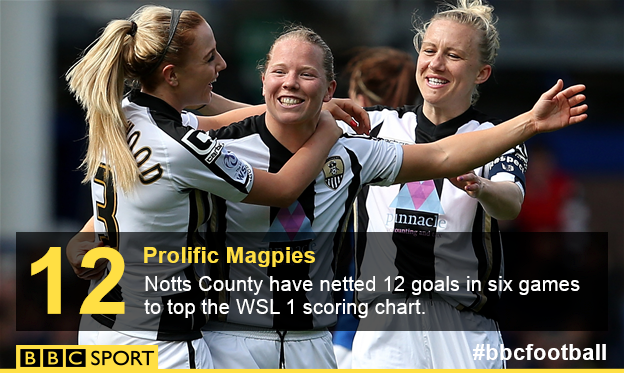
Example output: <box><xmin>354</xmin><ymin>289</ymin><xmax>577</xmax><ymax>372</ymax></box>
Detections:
<box><xmin>94</xmin><ymin>163</ymin><xmax>119</xmax><ymax>248</ymax></box>
<box><xmin>31</xmin><ymin>164</ymin><xmax>126</xmax><ymax>315</ymax></box>
<box><xmin>80</xmin><ymin>163</ymin><xmax>125</xmax><ymax>314</ymax></box>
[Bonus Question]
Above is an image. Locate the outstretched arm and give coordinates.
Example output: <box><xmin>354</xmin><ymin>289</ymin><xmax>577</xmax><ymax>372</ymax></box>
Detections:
<box><xmin>196</xmin><ymin>97</ymin><xmax>370</xmax><ymax>135</ymax></box>
<box><xmin>449</xmin><ymin>172</ymin><xmax>524</xmax><ymax>220</ymax></box>
<box><xmin>194</xmin><ymin>93</ymin><xmax>251</xmax><ymax>116</ymax></box>
<box><xmin>196</xmin><ymin>104</ymin><xmax>266</xmax><ymax>132</ymax></box>
<box><xmin>395</xmin><ymin>80</ymin><xmax>587</xmax><ymax>184</ymax></box>
<box><xmin>242</xmin><ymin>111</ymin><xmax>341</xmax><ymax>207</ymax></box>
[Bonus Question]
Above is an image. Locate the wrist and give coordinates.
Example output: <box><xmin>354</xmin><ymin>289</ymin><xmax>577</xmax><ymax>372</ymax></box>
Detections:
<box><xmin>473</xmin><ymin>177</ymin><xmax>488</xmax><ymax>200</ymax></box>
<box><xmin>525</xmin><ymin>111</ymin><xmax>540</xmax><ymax>136</ymax></box>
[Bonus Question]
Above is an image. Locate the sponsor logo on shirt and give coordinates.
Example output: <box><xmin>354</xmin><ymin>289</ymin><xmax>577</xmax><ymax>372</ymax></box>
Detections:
<box><xmin>390</xmin><ymin>180</ymin><xmax>445</xmax><ymax>214</ymax></box>
<box><xmin>181</xmin><ymin>130</ymin><xmax>225</xmax><ymax>165</ymax></box>
<box><xmin>263</xmin><ymin>200</ymin><xmax>316</xmax><ymax>242</ymax></box>
<box><xmin>233</xmin><ymin>163</ymin><xmax>249</xmax><ymax>183</ymax></box>
<box><xmin>390</xmin><ymin>210</ymin><xmax>447</xmax><ymax>230</ymax></box>
<box><xmin>205</xmin><ymin>142</ymin><xmax>224</xmax><ymax>164</ymax></box>
<box><xmin>388</xmin><ymin>180</ymin><xmax>447</xmax><ymax>231</ymax></box>
<box><xmin>223</xmin><ymin>152</ymin><xmax>239</xmax><ymax>168</ymax></box>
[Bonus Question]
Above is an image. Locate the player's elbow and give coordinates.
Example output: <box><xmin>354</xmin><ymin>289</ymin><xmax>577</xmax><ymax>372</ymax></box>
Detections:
<box><xmin>507</xmin><ymin>200</ymin><xmax>524</xmax><ymax>220</ymax></box>
<box><xmin>492</xmin><ymin>207</ymin><xmax>521</xmax><ymax>221</ymax></box>
<box><xmin>487</xmin><ymin>195</ymin><xmax>524</xmax><ymax>221</ymax></box>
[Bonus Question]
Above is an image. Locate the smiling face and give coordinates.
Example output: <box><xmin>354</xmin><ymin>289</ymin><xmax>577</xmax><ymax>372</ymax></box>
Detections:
<box><xmin>174</xmin><ymin>21</ymin><xmax>226</xmax><ymax>108</ymax></box>
<box><xmin>416</xmin><ymin>19</ymin><xmax>491</xmax><ymax>119</ymax></box>
<box><xmin>262</xmin><ymin>38</ymin><xmax>336</xmax><ymax>129</ymax></box>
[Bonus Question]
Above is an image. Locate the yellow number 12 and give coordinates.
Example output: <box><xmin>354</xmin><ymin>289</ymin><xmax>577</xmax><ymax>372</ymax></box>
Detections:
<box><xmin>31</xmin><ymin>246</ymin><xmax>125</xmax><ymax>315</ymax></box>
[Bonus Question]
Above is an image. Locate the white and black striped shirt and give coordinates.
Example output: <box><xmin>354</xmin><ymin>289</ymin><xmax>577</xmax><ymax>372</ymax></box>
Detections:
<box><xmin>355</xmin><ymin>105</ymin><xmax>527</xmax><ymax>320</ymax></box>
<box><xmin>205</xmin><ymin>113</ymin><xmax>403</xmax><ymax>329</ymax></box>
<box><xmin>89</xmin><ymin>91</ymin><xmax>253</xmax><ymax>340</ymax></box>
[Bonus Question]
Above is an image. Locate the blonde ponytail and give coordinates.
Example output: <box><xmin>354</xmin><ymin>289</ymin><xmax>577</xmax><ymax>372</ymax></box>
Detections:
<box><xmin>66</xmin><ymin>6</ymin><xmax>205</xmax><ymax>192</ymax></box>
<box><xmin>66</xmin><ymin>19</ymin><xmax>139</xmax><ymax>192</ymax></box>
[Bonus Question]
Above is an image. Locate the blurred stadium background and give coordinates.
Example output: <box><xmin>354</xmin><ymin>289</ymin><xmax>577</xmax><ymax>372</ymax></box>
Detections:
<box><xmin>1</xmin><ymin>0</ymin><xmax>622</xmax><ymax>368</ymax></box>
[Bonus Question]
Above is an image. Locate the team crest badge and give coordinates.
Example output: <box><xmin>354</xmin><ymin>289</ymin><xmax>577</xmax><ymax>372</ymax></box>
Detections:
<box><xmin>323</xmin><ymin>156</ymin><xmax>344</xmax><ymax>190</ymax></box>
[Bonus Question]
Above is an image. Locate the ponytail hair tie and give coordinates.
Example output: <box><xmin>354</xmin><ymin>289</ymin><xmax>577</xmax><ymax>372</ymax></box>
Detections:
<box><xmin>128</xmin><ymin>21</ymin><xmax>138</xmax><ymax>37</ymax></box>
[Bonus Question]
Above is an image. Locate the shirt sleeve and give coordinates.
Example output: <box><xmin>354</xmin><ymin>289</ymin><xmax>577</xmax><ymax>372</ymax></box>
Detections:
<box><xmin>181</xmin><ymin>111</ymin><xmax>199</xmax><ymax>129</ymax></box>
<box><xmin>346</xmin><ymin>136</ymin><xmax>404</xmax><ymax>187</ymax></box>
<box><xmin>337</xmin><ymin>120</ymin><xmax>356</xmax><ymax>134</ymax></box>
<box><xmin>165</xmin><ymin>114</ymin><xmax>254</xmax><ymax>202</ymax></box>
<box><xmin>487</xmin><ymin>143</ymin><xmax>528</xmax><ymax>196</ymax></box>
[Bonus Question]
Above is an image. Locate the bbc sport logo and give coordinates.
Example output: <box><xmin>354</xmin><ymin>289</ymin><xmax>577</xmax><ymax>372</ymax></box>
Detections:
<box><xmin>17</xmin><ymin>345</ymin><xmax>158</xmax><ymax>370</ymax></box>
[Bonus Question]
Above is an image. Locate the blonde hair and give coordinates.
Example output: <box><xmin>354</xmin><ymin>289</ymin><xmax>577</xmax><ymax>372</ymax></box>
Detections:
<box><xmin>347</xmin><ymin>47</ymin><xmax>419</xmax><ymax>107</ymax></box>
<box><xmin>259</xmin><ymin>25</ymin><xmax>335</xmax><ymax>82</ymax></box>
<box><xmin>66</xmin><ymin>5</ymin><xmax>204</xmax><ymax>192</ymax></box>
<box><xmin>413</xmin><ymin>0</ymin><xmax>500</xmax><ymax>104</ymax></box>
